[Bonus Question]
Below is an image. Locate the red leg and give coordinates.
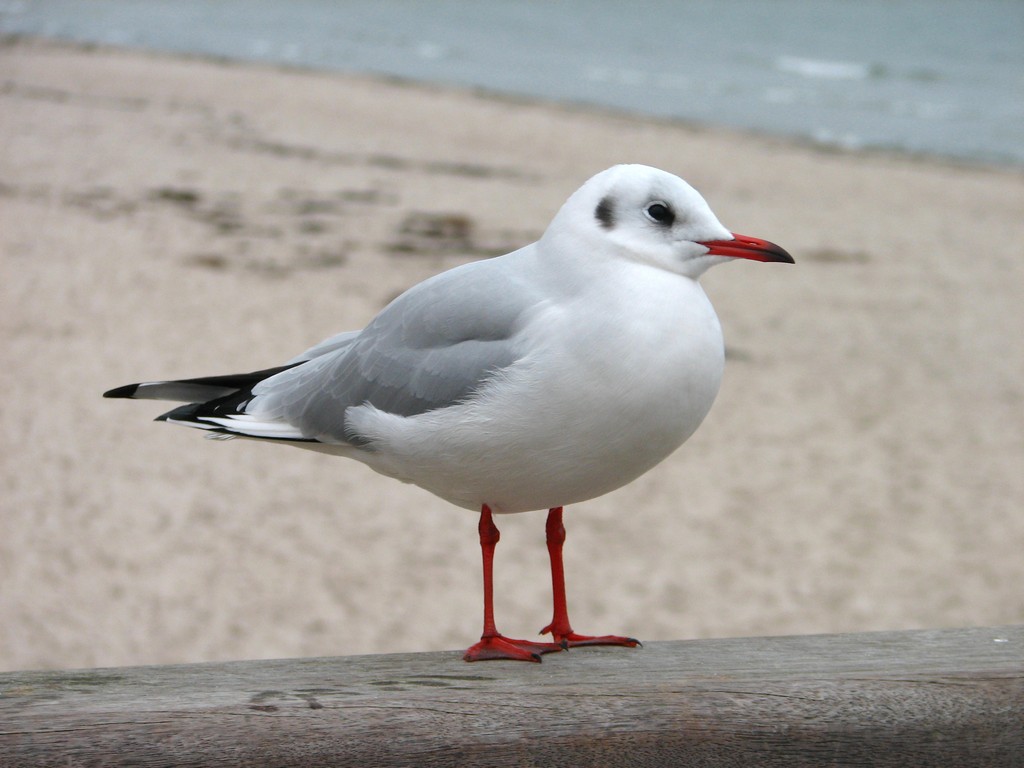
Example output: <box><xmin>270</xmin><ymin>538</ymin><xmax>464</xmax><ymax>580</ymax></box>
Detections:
<box><xmin>539</xmin><ymin>507</ymin><xmax>640</xmax><ymax>650</ymax></box>
<box><xmin>464</xmin><ymin>505</ymin><xmax>564</xmax><ymax>662</ymax></box>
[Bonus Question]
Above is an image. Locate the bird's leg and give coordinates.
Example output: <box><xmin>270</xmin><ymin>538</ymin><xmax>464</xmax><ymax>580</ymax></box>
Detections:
<box><xmin>464</xmin><ymin>505</ymin><xmax>564</xmax><ymax>662</ymax></box>
<box><xmin>539</xmin><ymin>507</ymin><xmax>641</xmax><ymax>650</ymax></box>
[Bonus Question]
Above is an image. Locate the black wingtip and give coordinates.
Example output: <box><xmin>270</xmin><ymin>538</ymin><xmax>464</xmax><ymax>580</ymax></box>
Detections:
<box><xmin>155</xmin><ymin>403</ymin><xmax>198</xmax><ymax>423</ymax></box>
<box><xmin>103</xmin><ymin>383</ymin><xmax>141</xmax><ymax>399</ymax></box>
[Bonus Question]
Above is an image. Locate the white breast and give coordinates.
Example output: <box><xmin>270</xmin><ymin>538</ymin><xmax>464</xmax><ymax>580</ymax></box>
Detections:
<box><xmin>348</xmin><ymin>263</ymin><xmax>725</xmax><ymax>513</ymax></box>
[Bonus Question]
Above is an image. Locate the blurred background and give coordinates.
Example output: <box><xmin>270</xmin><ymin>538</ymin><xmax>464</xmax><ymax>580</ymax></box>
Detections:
<box><xmin>3</xmin><ymin>0</ymin><xmax>1022</xmax><ymax>167</ymax></box>
<box><xmin>1</xmin><ymin>1</ymin><xmax>1022</xmax><ymax>672</ymax></box>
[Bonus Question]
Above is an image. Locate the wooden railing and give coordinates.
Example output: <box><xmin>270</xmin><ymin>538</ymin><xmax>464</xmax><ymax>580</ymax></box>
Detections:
<box><xmin>2</xmin><ymin>625</ymin><xmax>1021</xmax><ymax>766</ymax></box>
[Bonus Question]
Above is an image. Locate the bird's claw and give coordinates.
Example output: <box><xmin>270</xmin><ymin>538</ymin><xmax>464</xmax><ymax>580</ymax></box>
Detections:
<box><xmin>463</xmin><ymin>634</ymin><xmax>565</xmax><ymax>662</ymax></box>
<box><xmin>539</xmin><ymin>625</ymin><xmax>642</xmax><ymax>649</ymax></box>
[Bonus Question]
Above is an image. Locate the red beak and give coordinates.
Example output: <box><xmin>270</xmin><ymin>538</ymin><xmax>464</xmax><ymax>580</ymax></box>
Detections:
<box><xmin>698</xmin><ymin>233</ymin><xmax>794</xmax><ymax>263</ymax></box>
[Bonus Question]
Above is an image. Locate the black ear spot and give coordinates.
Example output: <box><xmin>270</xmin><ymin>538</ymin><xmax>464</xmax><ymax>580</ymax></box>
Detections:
<box><xmin>595</xmin><ymin>195</ymin><xmax>615</xmax><ymax>229</ymax></box>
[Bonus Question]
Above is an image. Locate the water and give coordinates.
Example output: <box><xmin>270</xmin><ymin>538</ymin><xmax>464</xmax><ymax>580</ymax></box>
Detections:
<box><xmin>3</xmin><ymin>0</ymin><xmax>1022</xmax><ymax>167</ymax></box>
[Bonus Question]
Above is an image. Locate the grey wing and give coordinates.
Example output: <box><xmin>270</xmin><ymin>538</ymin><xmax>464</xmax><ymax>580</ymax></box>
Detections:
<box><xmin>250</xmin><ymin>256</ymin><xmax>539</xmax><ymax>443</ymax></box>
<box><xmin>286</xmin><ymin>330</ymin><xmax>360</xmax><ymax>364</ymax></box>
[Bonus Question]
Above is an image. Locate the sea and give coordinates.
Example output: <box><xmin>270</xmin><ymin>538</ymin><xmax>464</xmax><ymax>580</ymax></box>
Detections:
<box><xmin>3</xmin><ymin>0</ymin><xmax>1022</xmax><ymax>167</ymax></box>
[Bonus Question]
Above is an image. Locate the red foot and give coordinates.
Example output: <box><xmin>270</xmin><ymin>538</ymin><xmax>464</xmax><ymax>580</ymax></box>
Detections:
<box><xmin>464</xmin><ymin>634</ymin><xmax>565</xmax><ymax>663</ymax></box>
<box><xmin>540</xmin><ymin>624</ymin><xmax>641</xmax><ymax>650</ymax></box>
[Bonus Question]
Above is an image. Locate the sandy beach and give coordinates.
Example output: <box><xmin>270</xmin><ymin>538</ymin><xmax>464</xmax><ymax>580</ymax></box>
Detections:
<box><xmin>2</xmin><ymin>37</ymin><xmax>1022</xmax><ymax>672</ymax></box>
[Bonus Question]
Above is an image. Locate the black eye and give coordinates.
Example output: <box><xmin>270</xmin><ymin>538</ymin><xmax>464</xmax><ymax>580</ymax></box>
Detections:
<box><xmin>645</xmin><ymin>202</ymin><xmax>674</xmax><ymax>226</ymax></box>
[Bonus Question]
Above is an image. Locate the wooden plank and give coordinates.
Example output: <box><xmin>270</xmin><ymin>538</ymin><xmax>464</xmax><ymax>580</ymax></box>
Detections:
<box><xmin>1</xmin><ymin>626</ymin><xmax>1021</xmax><ymax>767</ymax></box>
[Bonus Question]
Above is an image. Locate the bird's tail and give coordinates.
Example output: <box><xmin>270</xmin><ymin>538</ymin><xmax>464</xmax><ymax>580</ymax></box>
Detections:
<box><xmin>103</xmin><ymin>364</ymin><xmax>317</xmax><ymax>442</ymax></box>
<box><xmin>102</xmin><ymin>366</ymin><xmax>296</xmax><ymax>404</ymax></box>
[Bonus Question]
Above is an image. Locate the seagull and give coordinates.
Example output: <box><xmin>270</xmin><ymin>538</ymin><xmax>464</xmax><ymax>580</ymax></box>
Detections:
<box><xmin>105</xmin><ymin>164</ymin><xmax>793</xmax><ymax>662</ymax></box>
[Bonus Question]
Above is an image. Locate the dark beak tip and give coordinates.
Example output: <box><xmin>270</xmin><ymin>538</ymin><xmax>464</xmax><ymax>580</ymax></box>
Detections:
<box><xmin>753</xmin><ymin>237</ymin><xmax>795</xmax><ymax>264</ymax></box>
<box><xmin>701</xmin><ymin>233</ymin><xmax>794</xmax><ymax>264</ymax></box>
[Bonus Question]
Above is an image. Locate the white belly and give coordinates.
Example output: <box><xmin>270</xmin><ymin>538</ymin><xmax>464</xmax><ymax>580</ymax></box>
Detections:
<box><xmin>348</xmin><ymin>270</ymin><xmax>725</xmax><ymax>513</ymax></box>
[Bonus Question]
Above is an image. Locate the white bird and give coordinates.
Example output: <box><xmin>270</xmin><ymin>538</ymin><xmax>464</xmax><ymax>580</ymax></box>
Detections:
<box><xmin>105</xmin><ymin>164</ymin><xmax>793</xmax><ymax>662</ymax></box>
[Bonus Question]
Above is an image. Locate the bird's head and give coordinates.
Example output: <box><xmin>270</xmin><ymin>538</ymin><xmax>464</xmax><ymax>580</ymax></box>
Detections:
<box><xmin>545</xmin><ymin>164</ymin><xmax>794</xmax><ymax>279</ymax></box>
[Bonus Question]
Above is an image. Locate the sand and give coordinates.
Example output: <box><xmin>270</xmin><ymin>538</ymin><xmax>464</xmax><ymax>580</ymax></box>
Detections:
<box><xmin>2</xmin><ymin>38</ymin><xmax>1022</xmax><ymax>672</ymax></box>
